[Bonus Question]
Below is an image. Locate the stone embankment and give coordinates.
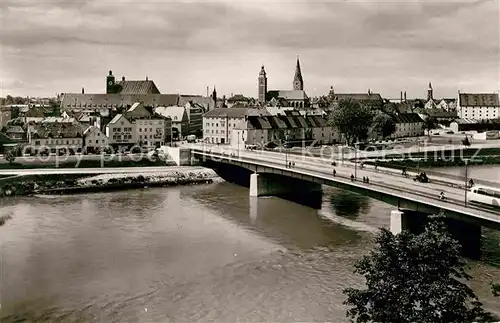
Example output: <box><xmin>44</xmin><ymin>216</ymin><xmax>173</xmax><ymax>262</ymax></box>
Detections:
<box><xmin>0</xmin><ymin>167</ymin><xmax>219</xmax><ymax>197</ymax></box>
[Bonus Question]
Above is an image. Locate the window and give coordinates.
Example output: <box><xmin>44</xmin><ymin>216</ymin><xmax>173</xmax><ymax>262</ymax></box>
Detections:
<box><xmin>35</xmin><ymin>140</ymin><xmax>40</xmax><ymax>145</ymax></box>
<box><xmin>96</xmin><ymin>140</ymin><xmax>99</xmax><ymax>144</ymax></box>
<box><xmin>150</xmin><ymin>128</ymin><xmax>152</xmax><ymax>132</ymax></box>
<box><xmin>216</xmin><ymin>123</ymin><xmax>219</xmax><ymax>127</ymax></box>
<box><xmin>149</xmin><ymin>135</ymin><xmax>152</xmax><ymax>139</ymax></box>
<box><xmin>102</xmin><ymin>139</ymin><xmax>105</xmax><ymax>143</ymax></box>
<box><xmin>97</xmin><ymin>133</ymin><xmax>100</xmax><ymax>137</ymax></box>
<box><xmin>139</xmin><ymin>135</ymin><xmax>142</xmax><ymax>139</ymax></box>
<box><xmin>121</xmin><ymin>121</ymin><xmax>124</xmax><ymax>125</ymax></box>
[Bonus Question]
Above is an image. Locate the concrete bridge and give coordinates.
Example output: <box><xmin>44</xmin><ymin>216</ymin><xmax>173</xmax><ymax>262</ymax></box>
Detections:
<box><xmin>192</xmin><ymin>146</ymin><xmax>500</xmax><ymax>259</ymax></box>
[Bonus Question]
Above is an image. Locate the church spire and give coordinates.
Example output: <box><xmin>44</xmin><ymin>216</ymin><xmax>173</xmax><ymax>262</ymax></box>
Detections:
<box><xmin>293</xmin><ymin>55</ymin><xmax>304</xmax><ymax>91</ymax></box>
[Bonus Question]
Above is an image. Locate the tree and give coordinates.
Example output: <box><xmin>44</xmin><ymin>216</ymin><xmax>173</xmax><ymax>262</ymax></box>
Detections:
<box><xmin>371</xmin><ymin>113</ymin><xmax>396</xmax><ymax>139</ymax></box>
<box><xmin>4</xmin><ymin>145</ymin><xmax>19</xmax><ymax>165</ymax></box>
<box><xmin>423</xmin><ymin>116</ymin><xmax>438</xmax><ymax>137</ymax></box>
<box><xmin>328</xmin><ymin>98</ymin><xmax>373</xmax><ymax>146</ymax></box>
<box><xmin>343</xmin><ymin>215</ymin><xmax>495</xmax><ymax>323</ymax></box>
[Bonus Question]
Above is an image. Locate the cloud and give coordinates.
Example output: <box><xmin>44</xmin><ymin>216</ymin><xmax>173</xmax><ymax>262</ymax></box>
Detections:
<box><xmin>0</xmin><ymin>0</ymin><xmax>498</xmax><ymax>98</ymax></box>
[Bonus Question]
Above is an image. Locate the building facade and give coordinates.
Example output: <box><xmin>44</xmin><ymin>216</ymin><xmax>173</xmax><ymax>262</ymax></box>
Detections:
<box><xmin>457</xmin><ymin>92</ymin><xmax>500</xmax><ymax>120</ymax></box>
<box><xmin>83</xmin><ymin>125</ymin><xmax>109</xmax><ymax>153</ymax></box>
<box><xmin>28</xmin><ymin>123</ymin><xmax>84</xmax><ymax>154</ymax></box>
<box><xmin>105</xmin><ymin>102</ymin><xmax>171</xmax><ymax>149</ymax></box>
<box><xmin>203</xmin><ymin>108</ymin><xmax>270</xmax><ymax>144</ymax></box>
<box><xmin>154</xmin><ymin>106</ymin><xmax>189</xmax><ymax>140</ymax></box>
<box><xmin>389</xmin><ymin>113</ymin><xmax>424</xmax><ymax>139</ymax></box>
<box><xmin>230</xmin><ymin>114</ymin><xmax>338</xmax><ymax>148</ymax></box>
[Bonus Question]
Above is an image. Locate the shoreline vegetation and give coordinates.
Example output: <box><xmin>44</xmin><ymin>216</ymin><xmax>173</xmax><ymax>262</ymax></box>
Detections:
<box><xmin>0</xmin><ymin>168</ymin><xmax>219</xmax><ymax>197</ymax></box>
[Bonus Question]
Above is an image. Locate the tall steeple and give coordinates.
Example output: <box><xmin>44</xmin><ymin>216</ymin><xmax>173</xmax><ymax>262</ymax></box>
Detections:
<box><xmin>258</xmin><ymin>65</ymin><xmax>267</xmax><ymax>104</ymax></box>
<box><xmin>427</xmin><ymin>82</ymin><xmax>433</xmax><ymax>101</ymax></box>
<box><xmin>293</xmin><ymin>55</ymin><xmax>304</xmax><ymax>91</ymax></box>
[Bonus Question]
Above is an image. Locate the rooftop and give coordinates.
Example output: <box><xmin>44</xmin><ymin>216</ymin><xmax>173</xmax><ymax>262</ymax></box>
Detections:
<box><xmin>203</xmin><ymin>108</ymin><xmax>270</xmax><ymax>118</ymax></box>
<box><xmin>459</xmin><ymin>93</ymin><xmax>500</xmax><ymax>107</ymax></box>
<box><xmin>115</xmin><ymin>80</ymin><xmax>160</xmax><ymax>95</ymax></box>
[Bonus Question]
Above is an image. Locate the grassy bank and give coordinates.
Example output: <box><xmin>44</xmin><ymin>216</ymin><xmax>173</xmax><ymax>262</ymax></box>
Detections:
<box><xmin>0</xmin><ymin>158</ymin><xmax>172</xmax><ymax>169</ymax></box>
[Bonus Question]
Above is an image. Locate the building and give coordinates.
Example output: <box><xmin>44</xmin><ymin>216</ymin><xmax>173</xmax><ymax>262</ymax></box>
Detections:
<box><xmin>60</xmin><ymin>93</ymin><xmax>180</xmax><ymax>111</ymax></box>
<box><xmin>183</xmin><ymin>101</ymin><xmax>205</xmax><ymax>137</ymax></box>
<box><xmin>389</xmin><ymin>113</ymin><xmax>424</xmax><ymax>139</ymax></box>
<box><xmin>203</xmin><ymin>108</ymin><xmax>270</xmax><ymax>144</ymax></box>
<box><xmin>457</xmin><ymin>92</ymin><xmax>500</xmax><ymax>120</ymax></box>
<box><xmin>106</xmin><ymin>71</ymin><xmax>160</xmax><ymax>94</ymax></box>
<box><xmin>27</xmin><ymin>122</ymin><xmax>84</xmax><ymax>154</ymax></box>
<box><xmin>230</xmin><ymin>114</ymin><xmax>338</xmax><ymax>148</ymax></box>
<box><xmin>105</xmin><ymin>102</ymin><xmax>171</xmax><ymax>149</ymax></box>
<box><xmin>178</xmin><ymin>92</ymin><xmax>216</xmax><ymax>112</ymax></box>
<box><xmin>5</xmin><ymin>125</ymin><xmax>25</xmax><ymax>141</ymax></box>
<box><xmin>450</xmin><ymin>118</ymin><xmax>500</xmax><ymax>133</ymax></box>
<box><xmin>154</xmin><ymin>106</ymin><xmax>189</xmax><ymax>140</ymax></box>
<box><xmin>226</xmin><ymin>94</ymin><xmax>253</xmax><ymax>108</ymax></box>
<box><xmin>327</xmin><ymin>86</ymin><xmax>383</xmax><ymax>108</ymax></box>
<box><xmin>0</xmin><ymin>106</ymin><xmax>12</xmax><ymax>130</ymax></box>
<box><xmin>423</xmin><ymin>83</ymin><xmax>457</xmax><ymax>111</ymax></box>
<box><xmin>259</xmin><ymin>56</ymin><xmax>310</xmax><ymax>108</ymax></box>
<box><xmin>83</xmin><ymin>125</ymin><xmax>109</xmax><ymax>153</ymax></box>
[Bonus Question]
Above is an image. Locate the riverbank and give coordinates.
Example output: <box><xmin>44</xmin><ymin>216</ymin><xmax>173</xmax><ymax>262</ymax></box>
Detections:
<box><xmin>0</xmin><ymin>167</ymin><xmax>219</xmax><ymax>197</ymax></box>
<box><xmin>0</xmin><ymin>156</ymin><xmax>176</xmax><ymax>169</ymax></box>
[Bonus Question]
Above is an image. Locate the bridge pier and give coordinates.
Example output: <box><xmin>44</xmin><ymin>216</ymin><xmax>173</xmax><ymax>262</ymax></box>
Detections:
<box><xmin>390</xmin><ymin>210</ymin><xmax>482</xmax><ymax>260</ymax></box>
<box><xmin>249</xmin><ymin>173</ymin><xmax>321</xmax><ymax>198</ymax></box>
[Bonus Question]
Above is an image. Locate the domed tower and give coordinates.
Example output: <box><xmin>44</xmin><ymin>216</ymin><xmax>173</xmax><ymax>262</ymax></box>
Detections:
<box><xmin>258</xmin><ymin>65</ymin><xmax>267</xmax><ymax>104</ymax></box>
<box><xmin>106</xmin><ymin>70</ymin><xmax>116</xmax><ymax>94</ymax></box>
<box><xmin>293</xmin><ymin>55</ymin><xmax>304</xmax><ymax>91</ymax></box>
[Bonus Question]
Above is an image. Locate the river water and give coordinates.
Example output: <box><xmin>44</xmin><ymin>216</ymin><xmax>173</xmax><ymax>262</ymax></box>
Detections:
<box><xmin>1</xmin><ymin>167</ymin><xmax>500</xmax><ymax>322</ymax></box>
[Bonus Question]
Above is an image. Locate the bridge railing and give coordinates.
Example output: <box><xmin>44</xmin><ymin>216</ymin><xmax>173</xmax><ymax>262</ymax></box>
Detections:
<box><xmin>195</xmin><ymin>150</ymin><xmax>500</xmax><ymax>223</ymax></box>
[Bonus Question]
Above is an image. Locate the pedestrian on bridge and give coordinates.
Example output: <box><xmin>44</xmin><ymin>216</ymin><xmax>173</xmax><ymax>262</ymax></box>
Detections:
<box><xmin>351</xmin><ymin>174</ymin><xmax>355</xmax><ymax>181</ymax></box>
<box><xmin>469</xmin><ymin>178</ymin><xmax>474</xmax><ymax>187</ymax></box>
<box><xmin>363</xmin><ymin>176</ymin><xmax>366</xmax><ymax>183</ymax></box>
<box><xmin>366</xmin><ymin>177</ymin><xmax>369</xmax><ymax>184</ymax></box>
<box><xmin>333</xmin><ymin>169</ymin><xmax>336</xmax><ymax>177</ymax></box>
<box><xmin>292</xmin><ymin>161</ymin><xmax>295</xmax><ymax>167</ymax></box>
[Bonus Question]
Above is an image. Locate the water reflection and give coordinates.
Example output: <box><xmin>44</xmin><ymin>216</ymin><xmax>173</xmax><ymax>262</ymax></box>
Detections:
<box><xmin>329</xmin><ymin>189</ymin><xmax>371</xmax><ymax>219</ymax></box>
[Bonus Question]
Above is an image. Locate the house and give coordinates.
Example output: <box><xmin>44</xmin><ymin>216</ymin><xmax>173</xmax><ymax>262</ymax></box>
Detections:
<box><xmin>105</xmin><ymin>102</ymin><xmax>172</xmax><ymax>149</ymax></box>
<box><xmin>203</xmin><ymin>108</ymin><xmax>270</xmax><ymax>144</ymax></box>
<box><xmin>389</xmin><ymin>113</ymin><xmax>424</xmax><ymax>139</ymax></box>
<box><xmin>178</xmin><ymin>95</ymin><xmax>215</xmax><ymax>112</ymax></box>
<box><xmin>5</xmin><ymin>125</ymin><xmax>25</xmax><ymax>141</ymax></box>
<box><xmin>154</xmin><ymin>106</ymin><xmax>189</xmax><ymax>140</ymax></box>
<box><xmin>457</xmin><ymin>92</ymin><xmax>500</xmax><ymax>120</ymax></box>
<box><xmin>83</xmin><ymin>125</ymin><xmax>108</xmax><ymax>153</ymax></box>
<box><xmin>27</xmin><ymin>122</ymin><xmax>84</xmax><ymax>154</ymax></box>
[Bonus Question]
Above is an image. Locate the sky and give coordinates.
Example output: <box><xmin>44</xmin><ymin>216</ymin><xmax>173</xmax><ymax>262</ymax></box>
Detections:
<box><xmin>1</xmin><ymin>0</ymin><xmax>499</xmax><ymax>99</ymax></box>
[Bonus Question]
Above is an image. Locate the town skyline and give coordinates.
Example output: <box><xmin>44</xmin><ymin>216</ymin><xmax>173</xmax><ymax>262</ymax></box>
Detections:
<box><xmin>1</xmin><ymin>0</ymin><xmax>499</xmax><ymax>98</ymax></box>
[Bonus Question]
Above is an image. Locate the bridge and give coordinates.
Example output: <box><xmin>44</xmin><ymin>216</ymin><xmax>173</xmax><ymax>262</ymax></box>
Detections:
<box><xmin>191</xmin><ymin>144</ymin><xmax>500</xmax><ymax>259</ymax></box>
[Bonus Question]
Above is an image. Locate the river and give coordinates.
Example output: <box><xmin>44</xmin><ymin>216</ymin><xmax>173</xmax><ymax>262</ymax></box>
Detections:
<box><xmin>0</xmin><ymin>167</ymin><xmax>500</xmax><ymax>321</ymax></box>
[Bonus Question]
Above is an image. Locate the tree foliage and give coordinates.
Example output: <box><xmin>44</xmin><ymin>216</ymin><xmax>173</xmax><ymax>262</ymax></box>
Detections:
<box><xmin>4</xmin><ymin>145</ymin><xmax>19</xmax><ymax>165</ymax></box>
<box><xmin>423</xmin><ymin>116</ymin><xmax>438</xmax><ymax>136</ymax></box>
<box><xmin>343</xmin><ymin>215</ymin><xmax>495</xmax><ymax>323</ymax></box>
<box><xmin>371</xmin><ymin>113</ymin><xmax>396</xmax><ymax>139</ymax></box>
<box><xmin>329</xmin><ymin>98</ymin><xmax>373</xmax><ymax>146</ymax></box>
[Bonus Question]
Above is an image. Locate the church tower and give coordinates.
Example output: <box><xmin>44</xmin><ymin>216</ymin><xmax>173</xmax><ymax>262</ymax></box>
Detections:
<box><xmin>258</xmin><ymin>65</ymin><xmax>267</xmax><ymax>104</ymax></box>
<box><xmin>293</xmin><ymin>55</ymin><xmax>304</xmax><ymax>91</ymax></box>
<box><xmin>106</xmin><ymin>70</ymin><xmax>116</xmax><ymax>94</ymax></box>
<box><xmin>427</xmin><ymin>82</ymin><xmax>433</xmax><ymax>101</ymax></box>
